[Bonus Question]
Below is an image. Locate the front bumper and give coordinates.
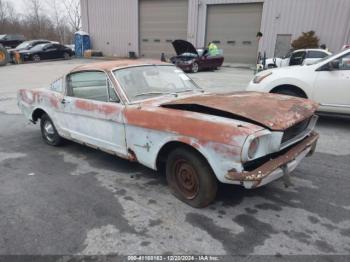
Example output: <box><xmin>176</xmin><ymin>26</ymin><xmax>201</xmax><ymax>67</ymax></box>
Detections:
<box><xmin>225</xmin><ymin>132</ymin><xmax>319</xmax><ymax>189</ymax></box>
<box><xmin>174</xmin><ymin>63</ymin><xmax>192</xmax><ymax>72</ymax></box>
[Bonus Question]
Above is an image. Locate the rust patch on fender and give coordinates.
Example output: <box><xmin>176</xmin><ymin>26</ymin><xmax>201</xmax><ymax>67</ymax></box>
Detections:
<box><xmin>125</xmin><ymin>106</ymin><xmax>252</xmax><ymax>146</ymax></box>
<box><xmin>75</xmin><ymin>100</ymin><xmax>120</xmax><ymax>115</ymax></box>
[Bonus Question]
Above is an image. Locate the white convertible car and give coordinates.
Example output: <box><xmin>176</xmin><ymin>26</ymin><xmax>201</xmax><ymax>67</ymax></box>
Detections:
<box><xmin>247</xmin><ymin>48</ymin><xmax>350</xmax><ymax>115</ymax></box>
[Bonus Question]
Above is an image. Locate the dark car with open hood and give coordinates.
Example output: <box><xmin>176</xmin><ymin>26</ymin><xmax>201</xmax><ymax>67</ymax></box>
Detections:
<box><xmin>170</xmin><ymin>39</ymin><xmax>224</xmax><ymax>73</ymax></box>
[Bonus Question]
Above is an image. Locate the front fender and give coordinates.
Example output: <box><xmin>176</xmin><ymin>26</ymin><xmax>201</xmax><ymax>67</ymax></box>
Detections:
<box><xmin>124</xmin><ymin>125</ymin><xmax>246</xmax><ymax>184</ymax></box>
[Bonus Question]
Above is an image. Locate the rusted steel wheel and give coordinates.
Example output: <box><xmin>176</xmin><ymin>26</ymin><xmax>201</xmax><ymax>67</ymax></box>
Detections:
<box><xmin>40</xmin><ymin>114</ymin><xmax>63</xmax><ymax>146</ymax></box>
<box><xmin>0</xmin><ymin>45</ymin><xmax>9</xmax><ymax>66</ymax></box>
<box><xmin>166</xmin><ymin>147</ymin><xmax>218</xmax><ymax>208</ymax></box>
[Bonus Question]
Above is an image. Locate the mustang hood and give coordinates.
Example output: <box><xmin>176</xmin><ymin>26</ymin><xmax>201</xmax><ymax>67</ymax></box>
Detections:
<box><xmin>172</xmin><ymin>39</ymin><xmax>198</xmax><ymax>56</ymax></box>
<box><xmin>161</xmin><ymin>92</ymin><xmax>318</xmax><ymax>131</ymax></box>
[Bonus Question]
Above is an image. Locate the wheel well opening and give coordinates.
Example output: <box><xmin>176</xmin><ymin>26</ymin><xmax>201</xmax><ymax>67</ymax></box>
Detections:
<box><xmin>156</xmin><ymin>141</ymin><xmax>209</xmax><ymax>174</ymax></box>
<box><xmin>271</xmin><ymin>85</ymin><xmax>307</xmax><ymax>98</ymax></box>
<box><xmin>32</xmin><ymin>109</ymin><xmax>47</xmax><ymax>123</ymax></box>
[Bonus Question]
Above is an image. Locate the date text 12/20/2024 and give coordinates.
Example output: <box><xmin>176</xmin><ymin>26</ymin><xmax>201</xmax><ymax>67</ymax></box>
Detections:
<box><xmin>127</xmin><ymin>255</ymin><xmax>220</xmax><ymax>261</ymax></box>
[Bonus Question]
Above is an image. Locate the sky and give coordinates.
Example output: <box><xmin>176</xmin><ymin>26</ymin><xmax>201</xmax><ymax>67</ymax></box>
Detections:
<box><xmin>6</xmin><ymin>0</ymin><xmax>65</xmax><ymax>15</ymax></box>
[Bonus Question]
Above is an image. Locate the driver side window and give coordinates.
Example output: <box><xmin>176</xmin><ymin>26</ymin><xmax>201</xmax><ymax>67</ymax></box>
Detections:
<box><xmin>67</xmin><ymin>71</ymin><xmax>111</xmax><ymax>102</ymax></box>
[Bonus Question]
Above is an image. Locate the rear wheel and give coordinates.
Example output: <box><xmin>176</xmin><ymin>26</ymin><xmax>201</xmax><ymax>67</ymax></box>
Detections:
<box><xmin>191</xmin><ymin>62</ymin><xmax>199</xmax><ymax>73</ymax></box>
<box><xmin>40</xmin><ymin>114</ymin><xmax>63</xmax><ymax>146</ymax></box>
<box><xmin>32</xmin><ymin>54</ymin><xmax>41</xmax><ymax>62</ymax></box>
<box><xmin>0</xmin><ymin>45</ymin><xmax>9</xmax><ymax>66</ymax></box>
<box><xmin>166</xmin><ymin>147</ymin><xmax>218</xmax><ymax>208</ymax></box>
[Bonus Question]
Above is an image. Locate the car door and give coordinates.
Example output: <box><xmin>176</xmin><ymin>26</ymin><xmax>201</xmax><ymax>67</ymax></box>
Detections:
<box><xmin>43</xmin><ymin>44</ymin><xmax>59</xmax><ymax>59</ymax></box>
<box><xmin>59</xmin><ymin>70</ymin><xmax>128</xmax><ymax>156</ymax></box>
<box><xmin>312</xmin><ymin>53</ymin><xmax>350</xmax><ymax>114</ymax></box>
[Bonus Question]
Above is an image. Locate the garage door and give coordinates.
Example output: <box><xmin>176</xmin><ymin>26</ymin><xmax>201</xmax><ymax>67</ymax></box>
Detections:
<box><xmin>139</xmin><ymin>0</ymin><xmax>188</xmax><ymax>58</ymax></box>
<box><xmin>206</xmin><ymin>3</ymin><xmax>263</xmax><ymax>64</ymax></box>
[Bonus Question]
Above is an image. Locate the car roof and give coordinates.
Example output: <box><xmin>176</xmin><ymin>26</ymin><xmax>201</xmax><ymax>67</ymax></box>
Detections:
<box><xmin>293</xmin><ymin>48</ymin><xmax>329</xmax><ymax>52</ymax></box>
<box><xmin>70</xmin><ymin>59</ymin><xmax>172</xmax><ymax>72</ymax></box>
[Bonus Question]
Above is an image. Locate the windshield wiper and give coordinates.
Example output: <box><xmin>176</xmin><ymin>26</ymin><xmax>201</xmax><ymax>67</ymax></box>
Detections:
<box><xmin>134</xmin><ymin>92</ymin><xmax>169</xmax><ymax>98</ymax></box>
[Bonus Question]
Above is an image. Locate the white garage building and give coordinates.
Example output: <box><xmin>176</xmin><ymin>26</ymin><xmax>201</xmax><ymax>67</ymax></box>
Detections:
<box><xmin>80</xmin><ymin>0</ymin><xmax>350</xmax><ymax>64</ymax></box>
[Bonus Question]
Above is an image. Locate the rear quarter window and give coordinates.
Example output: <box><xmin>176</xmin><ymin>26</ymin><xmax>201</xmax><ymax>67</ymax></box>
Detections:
<box><xmin>308</xmin><ymin>51</ymin><xmax>328</xmax><ymax>59</ymax></box>
<box><xmin>50</xmin><ymin>78</ymin><xmax>64</xmax><ymax>93</ymax></box>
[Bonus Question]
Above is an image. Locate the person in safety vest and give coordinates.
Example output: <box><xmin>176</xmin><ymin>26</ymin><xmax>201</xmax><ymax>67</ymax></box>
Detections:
<box><xmin>208</xmin><ymin>42</ymin><xmax>219</xmax><ymax>56</ymax></box>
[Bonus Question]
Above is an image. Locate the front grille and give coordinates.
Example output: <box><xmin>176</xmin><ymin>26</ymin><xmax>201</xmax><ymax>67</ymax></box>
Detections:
<box><xmin>282</xmin><ymin>118</ymin><xmax>311</xmax><ymax>144</ymax></box>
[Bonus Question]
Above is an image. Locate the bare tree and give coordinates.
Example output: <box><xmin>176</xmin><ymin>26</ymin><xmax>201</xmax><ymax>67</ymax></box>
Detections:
<box><xmin>46</xmin><ymin>0</ymin><xmax>66</xmax><ymax>43</ymax></box>
<box><xmin>0</xmin><ymin>0</ymin><xmax>14</xmax><ymax>26</ymax></box>
<box><xmin>26</xmin><ymin>0</ymin><xmax>43</xmax><ymax>38</ymax></box>
<box><xmin>62</xmin><ymin>0</ymin><xmax>81</xmax><ymax>32</ymax></box>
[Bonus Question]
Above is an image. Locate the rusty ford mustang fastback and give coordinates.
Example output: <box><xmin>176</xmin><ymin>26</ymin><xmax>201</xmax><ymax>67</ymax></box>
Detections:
<box><xmin>17</xmin><ymin>60</ymin><xmax>319</xmax><ymax>207</ymax></box>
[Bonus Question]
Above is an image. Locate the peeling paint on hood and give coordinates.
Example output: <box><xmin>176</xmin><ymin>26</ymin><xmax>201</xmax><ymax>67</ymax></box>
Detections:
<box><xmin>162</xmin><ymin>92</ymin><xmax>318</xmax><ymax>131</ymax></box>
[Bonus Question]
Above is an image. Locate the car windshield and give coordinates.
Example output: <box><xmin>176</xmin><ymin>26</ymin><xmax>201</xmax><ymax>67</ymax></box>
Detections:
<box><xmin>16</xmin><ymin>41</ymin><xmax>31</xmax><ymax>49</ymax></box>
<box><xmin>113</xmin><ymin>65</ymin><xmax>202</xmax><ymax>102</ymax></box>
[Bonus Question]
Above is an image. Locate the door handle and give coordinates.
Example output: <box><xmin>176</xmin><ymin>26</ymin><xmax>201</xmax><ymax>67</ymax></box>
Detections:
<box><xmin>61</xmin><ymin>98</ymin><xmax>70</xmax><ymax>104</ymax></box>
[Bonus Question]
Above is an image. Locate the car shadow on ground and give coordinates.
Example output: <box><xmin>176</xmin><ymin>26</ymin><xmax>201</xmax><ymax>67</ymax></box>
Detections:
<box><xmin>317</xmin><ymin>114</ymin><xmax>350</xmax><ymax>128</ymax></box>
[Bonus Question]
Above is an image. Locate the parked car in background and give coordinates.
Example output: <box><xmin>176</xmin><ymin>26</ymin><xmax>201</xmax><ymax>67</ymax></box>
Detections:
<box><xmin>8</xmin><ymin>40</ymin><xmax>51</xmax><ymax>62</ymax></box>
<box><xmin>18</xmin><ymin>43</ymin><xmax>74</xmax><ymax>62</ymax></box>
<box><xmin>264</xmin><ymin>49</ymin><xmax>331</xmax><ymax>68</ymax></box>
<box><xmin>170</xmin><ymin>39</ymin><xmax>224</xmax><ymax>73</ymax></box>
<box><xmin>247</xmin><ymin>48</ymin><xmax>350</xmax><ymax>115</ymax></box>
<box><xmin>0</xmin><ymin>34</ymin><xmax>25</xmax><ymax>48</ymax></box>
<box><xmin>17</xmin><ymin>60</ymin><xmax>319</xmax><ymax>207</ymax></box>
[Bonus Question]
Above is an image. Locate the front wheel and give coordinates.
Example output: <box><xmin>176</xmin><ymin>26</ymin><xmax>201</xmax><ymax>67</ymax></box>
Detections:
<box><xmin>40</xmin><ymin>114</ymin><xmax>63</xmax><ymax>146</ymax></box>
<box><xmin>63</xmin><ymin>52</ymin><xmax>71</xmax><ymax>60</ymax></box>
<box><xmin>166</xmin><ymin>147</ymin><xmax>218</xmax><ymax>208</ymax></box>
<box><xmin>191</xmin><ymin>62</ymin><xmax>199</xmax><ymax>73</ymax></box>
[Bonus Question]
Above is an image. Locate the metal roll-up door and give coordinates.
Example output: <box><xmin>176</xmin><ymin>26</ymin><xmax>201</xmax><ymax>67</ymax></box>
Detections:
<box><xmin>206</xmin><ymin>3</ymin><xmax>263</xmax><ymax>64</ymax></box>
<box><xmin>139</xmin><ymin>0</ymin><xmax>188</xmax><ymax>58</ymax></box>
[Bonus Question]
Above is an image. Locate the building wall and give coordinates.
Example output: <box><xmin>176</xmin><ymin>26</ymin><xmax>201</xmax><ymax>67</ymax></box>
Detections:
<box><xmin>259</xmin><ymin>0</ymin><xmax>350</xmax><ymax>56</ymax></box>
<box><xmin>81</xmin><ymin>0</ymin><xmax>350</xmax><ymax>59</ymax></box>
<box><xmin>81</xmin><ymin>0</ymin><xmax>139</xmax><ymax>57</ymax></box>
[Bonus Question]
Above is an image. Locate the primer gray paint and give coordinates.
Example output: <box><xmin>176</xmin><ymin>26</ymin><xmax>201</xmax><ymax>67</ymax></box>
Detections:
<box><xmin>81</xmin><ymin>0</ymin><xmax>350</xmax><ymax>60</ymax></box>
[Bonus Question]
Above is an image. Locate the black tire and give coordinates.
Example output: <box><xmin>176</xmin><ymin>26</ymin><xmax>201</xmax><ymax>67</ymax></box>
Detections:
<box><xmin>272</xmin><ymin>88</ymin><xmax>305</xmax><ymax>98</ymax></box>
<box><xmin>166</xmin><ymin>147</ymin><xmax>218</xmax><ymax>208</ymax></box>
<box><xmin>32</xmin><ymin>54</ymin><xmax>41</xmax><ymax>62</ymax></box>
<box><xmin>63</xmin><ymin>52</ymin><xmax>71</xmax><ymax>60</ymax></box>
<box><xmin>40</xmin><ymin>114</ymin><xmax>63</xmax><ymax>146</ymax></box>
<box><xmin>191</xmin><ymin>62</ymin><xmax>199</xmax><ymax>73</ymax></box>
<box><xmin>0</xmin><ymin>45</ymin><xmax>9</xmax><ymax>66</ymax></box>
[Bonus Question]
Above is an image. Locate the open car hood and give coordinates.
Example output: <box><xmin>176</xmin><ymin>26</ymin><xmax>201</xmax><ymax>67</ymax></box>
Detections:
<box><xmin>161</xmin><ymin>92</ymin><xmax>318</xmax><ymax>131</ymax></box>
<box><xmin>172</xmin><ymin>39</ymin><xmax>198</xmax><ymax>56</ymax></box>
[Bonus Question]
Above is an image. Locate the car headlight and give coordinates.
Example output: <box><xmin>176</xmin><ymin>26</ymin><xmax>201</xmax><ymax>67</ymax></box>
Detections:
<box><xmin>248</xmin><ymin>137</ymin><xmax>260</xmax><ymax>159</ymax></box>
<box><xmin>253</xmin><ymin>72</ymin><xmax>272</xmax><ymax>84</ymax></box>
